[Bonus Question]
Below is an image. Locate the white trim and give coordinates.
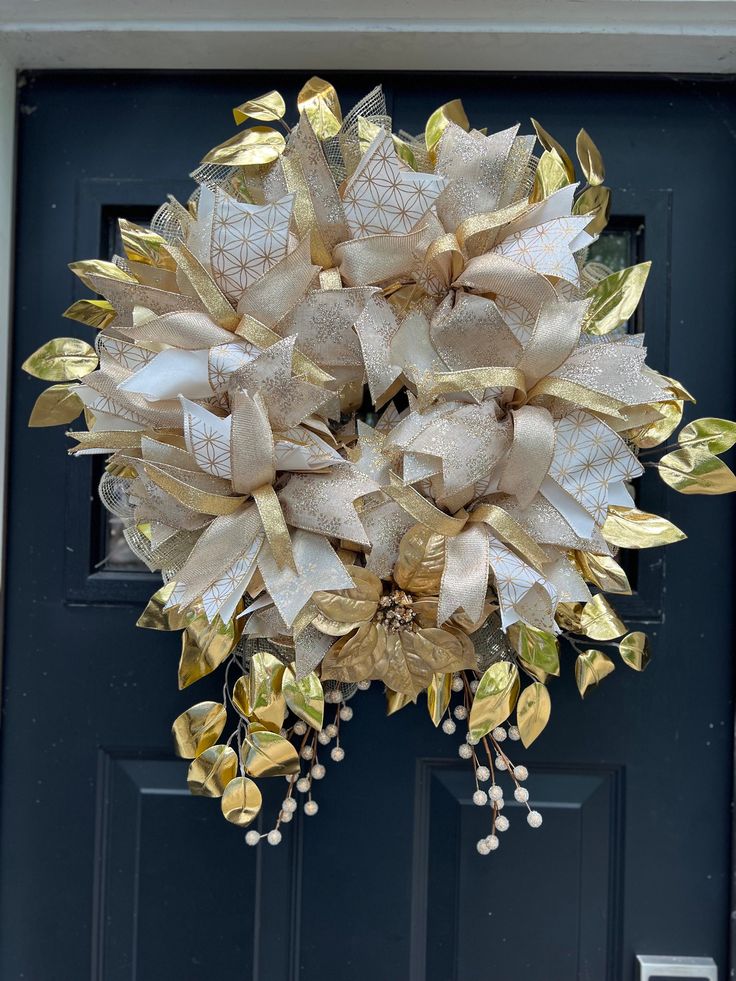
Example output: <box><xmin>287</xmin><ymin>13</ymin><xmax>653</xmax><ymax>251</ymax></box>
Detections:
<box><xmin>0</xmin><ymin>53</ymin><xmax>14</xmax><ymax>603</ymax></box>
<box><xmin>2</xmin><ymin>3</ymin><xmax>736</xmax><ymax>73</ymax></box>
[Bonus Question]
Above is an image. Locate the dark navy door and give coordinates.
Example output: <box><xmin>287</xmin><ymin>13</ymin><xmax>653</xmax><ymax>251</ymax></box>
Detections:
<box><xmin>1</xmin><ymin>71</ymin><xmax>734</xmax><ymax>981</ymax></box>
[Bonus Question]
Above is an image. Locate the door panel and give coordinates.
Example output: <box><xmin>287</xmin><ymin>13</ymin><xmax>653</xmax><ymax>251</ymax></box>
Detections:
<box><xmin>2</xmin><ymin>71</ymin><xmax>734</xmax><ymax>981</ymax></box>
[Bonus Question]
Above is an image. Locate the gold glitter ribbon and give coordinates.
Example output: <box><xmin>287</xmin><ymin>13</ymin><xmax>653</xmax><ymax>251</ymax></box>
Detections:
<box><xmin>416</xmin><ymin>366</ymin><xmax>525</xmax><ymax>406</ymax></box>
<box><xmin>281</xmin><ymin>153</ymin><xmax>333</xmax><ymax>269</ymax></box>
<box><xmin>467</xmin><ymin>504</ymin><xmax>549</xmax><ymax>573</ymax></box>
<box><xmin>385</xmin><ymin>473</ymin><xmax>467</xmax><ymax>537</ymax></box>
<box><xmin>252</xmin><ymin>483</ymin><xmax>296</xmax><ymax>571</ymax></box>
<box><xmin>527</xmin><ymin>377</ymin><xmax>626</xmax><ymax>418</ymax></box>
<box><xmin>143</xmin><ymin>462</ymin><xmax>246</xmax><ymax>516</ymax></box>
<box><xmin>167</xmin><ymin>243</ymin><xmax>239</xmax><ymax>330</ymax></box>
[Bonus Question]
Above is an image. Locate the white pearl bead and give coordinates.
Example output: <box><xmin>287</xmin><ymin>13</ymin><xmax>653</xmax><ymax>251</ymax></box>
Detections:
<box><xmin>317</xmin><ymin>730</ymin><xmax>331</xmax><ymax>745</ymax></box>
<box><xmin>451</xmin><ymin>676</ymin><xmax>464</xmax><ymax>693</ymax></box>
<box><xmin>475</xmin><ymin>765</ymin><xmax>490</xmax><ymax>782</ymax></box>
<box><xmin>357</xmin><ymin>679</ymin><xmax>371</xmax><ymax>690</ymax></box>
<box><xmin>296</xmin><ymin>777</ymin><xmax>310</xmax><ymax>793</ymax></box>
<box><xmin>507</xmin><ymin>725</ymin><xmax>521</xmax><ymax>741</ymax></box>
<box><xmin>476</xmin><ymin>838</ymin><xmax>491</xmax><ymax>855</ymax></box>
<box><xmin>496</xmin><ymin>797</ymin><xmax>505</xmax><ymax>811</ymax></box>
<box><xmin>489</xmin><ymin>784</ymin><xmax>503</xmax><ymax>801</ymax></box>
<box><xmin>472</xmin><ymin>790</ymin><xmax>488</xmax><ymax>806</ymax></box>
<box><xmin>495</xmin><ymin>815</ymin><xmax>510</xmax><ymax>832</ymax></box>
<box><xmin>339</xmin><ymin>706</ymin><xmax>353</xmax><ymax>721</ymax></box>
<box><xmin>325</xmin><ymin>691</ymin><xmax>341</xmax><ymax>703</ymax></box>
<box><xmin>330</xmin><ymin>746</ymin><xmax>345</xmax><ymax>762</ymax></box>
<box><xmin>245</xmin><ymin>830</ymin><xmax>260</xmax><ymax>846</ymax></box>
<box><xmin>486</xmin><ymin>834</ymin><xmax>499</xmax><ymax>851</ymax></box>
<box><xmin>300</xmin><ymin>745</ymin><xmax>314</xmax><ymax>760</ymax></box>
<box><xmin>280</xmin><ymin>811</ymin><xmax>293</xmax><ymax>823</ymax></box>
<box><xmin>441</xmin><ymin>718</ymin><xmax>456</xmax><ymax>735</ymax></box>
<box><xmin>527</xmin><ymin>810</ymin><xmax>543</xmax><ymax>829</ymax></box>
<box><xmin>514</xmin><ymin>765</ymin><xmax>528</xmax><ymax>781</ymax></box>
<box><xmin>495</xmin><ymin>756</ymin><xmax>508</xmax><ymax>771</ymax></box>
<box><xmin>325</xmin><ymin>724</ymin><xmax>338</xmax><ymax>738</ymax></box>
<box><xmin>453</xmin><ymin>705</ymin><xmax>467</xmax><ymax>720</ymax></box>
<box><xmin>466</xmin><ymin>734</ymin><xmax>479</xmax><ymax>746</ymax></box>
<box><xmin>470</xmin><ymin>679</ymin><xmax>479</xmax><ymax>693</ymax></box>
<box><xmin>282</xmin><ymin>797</ymin><xmax>298</xmax><ymax>813</ymax></box>
<box><xmin>311</xmin><ymin>763</ymin><xmax>326</xmax><ymax>779</ymax></box>
<box><xmin>514</xmin><ymin>787</ymin><xmax>529</xmax><ymax>803</ymax></box>
<box><xmin>492</xmin><ymin>727</ymin><xmax>507</xmax><ymax>742</ymax></box>
<box><xmin>458</xmin><ymin>744</ymin><xmax>473</xmax><ymax>759</ymax></box>
<box><xmin>267</xmin><ymin>829</ymin><xmax>282</xmax><ymax>845</ymax></box>
<box><xmin>293</xmin><ymin>721</ymin><xmax>308</xmax><ymax>736</ymax></box>
<box><xmin>304</xmin><ymin>800</ymin><xmax>319</xmax><ymax>816</ymax></box>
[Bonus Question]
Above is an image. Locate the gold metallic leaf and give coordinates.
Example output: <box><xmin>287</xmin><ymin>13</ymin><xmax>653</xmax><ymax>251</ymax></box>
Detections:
<box><xmin>312</xmin><ymin>567</ymin><xmax>382</xmax><ymax>634</ymax></box>
<box><xmin>28</xmin><ymin>383</ymin><xmax>84</xmax><ymax>427</ymax></box>
<box><xmin>619</xmin><ymin>631</ymin><xmax>650</xmax><ymax>671</ymax></box>
<box><xmin>118</xmin><ymin>218</ymin><xmax>176</xmax><ymax>270</ymax></box>
<box><xmin>242</xmin><ymin>730</ymin><xmax>300</xmax><ymax>778</ymax></box>
<box><xmin>172</xmin><ymin>701</ymin><xmax>227</xmax><ymax>759</ymax></box>
<box><xmin>22</xmin><ymin>337</ymin><xmax>98</xmax><ymax>381</ymax></box>
<box><xmin>660</xmin><ymin>374</ymin><xmax>696</xmax><ymax>403</ymax></box>
<box><xmin>68</xmin><ymin>259</ymin><xmax>136</xmax><ymax>289</ymax></box>
<box><xmin>678</xmin><ymin>417</ymin><xmax>736</xmax><ymax>455</ymax></box>
<box><xmin>530</xmin><ymin>118</ymin><xmax>575</xmax><ymax>180</ymax></box>
<box><xmin>507</xmin><ymin>623</ymin><xmax>560</xmax><ymax>679</ymax></box>
<box><xmin>531</xmin><ymin>148</ymin><xmax>569</xmax><ymax>201</ymax></box>
<box><xmin>426</xmin><ymin>672</ymin><xmax>452</xmax><ymax>727</ymax></box>
<box><xmin>657</xmin><ymin>446</ymin><xmax>736</xmax><ymax>495</ymax></box>
<box><xmin>576</xmin><ymin>128</ymin><xmax>605</xmax><ymax>185</ymax></box>
<box><xmin>233</xmin><ymin>90</ymin><xmax>286</xmax><ymax>124</ymax></box>
<box><xmin>517</xmin><ymin>682</ymin><xmax>551</xmax><ymax>748</ymax></box>
<box><xmin>386</xmin><ymin>688</ymin><xmax>414</xmax><ymax>715</ymax></box>
<box><xmin>574</xmin><ymin>551</ymin><xmax>632</xmax><ymax>595</ymax></box>
<box><xmin>136</xmin><ymin>581</ymin><xmax>189</xmax><ymax>631</ymax></box>
<box><xmin>392</xmin><ymin>134</ymin><xmax>418</xmax><ymax>170</ymax></box>
<box><xmin>531</xmin><ymin>148</ymin><xmax>570</xmax><ymax>203</ymax></box>
<box><xmin>602</xmin><ymin>506</ymin><xmax>686</xmax><ymax>549</ymax></box>
<box><xmin>628</xmin><ymin>400</ymin><xmax>683</xmax><ymax>449</ymax></box>
<box><xmin>220</xmin><ymin>776</ymin><xmax>263</xmax><ymax>827</ymax></box>
<box><xmin>583</xmin><ymin>262</ymin><xmax>651</xmax><ymax>336</ymax></box>
<box><xmin>575</xmin><ymin>650</ymin><xmax>615</xmax><ymax>697</ymax></box>
<box><xmin>469</xmin><ymin>661</ymin><xmax>520</xmax><ymax>742</ymax></box>
<box><xmin>393</xmin><ymin>524</ymin><xmax>445</xmax><ymax>596</ymax></box>
<box><xmin>178</xmin><ymin>614</ymin><xmax>238</xmax><ymax>689</ymax></box>
<box><xmin>574</xmin><ymin>185</ymin><xmax>611</xmax><ymax>235</ymax></box>
<box><xmin>62</xmin><ymin>298</ymin><xmax>116</xmax><ymax>329</ymax></box>
<box><xmin>357</xmin><ymin>115</ymin><xmax>382</xmax><ymax>154</ymax></box>
<box><xmin>555</xmin><ymin>601</ymin><xmax>584</xmax><ymax>633</ymax></box>
<box><xmin>297</xmin><ymin>77</ymin><xmax>342</xmax><ymax>139</ymax></box>
<box><xmin>282</xmin><ymin>666</ymin><xmax>324</xmax><ymax>731</ymax></box>
<box><xmin>425</xmin><ymin>99</ymin><xmax>469</xmax><ymax>151</ymax></box>
<box><xmin>579</xmin><ymin>594</ymin><xmax>626</xmax><ymax>641</ymax></box>
<box><xmin>202</xmin><ymin>126</ymin><xmax>286</xmax><ymax>167</ymax></box>
<box><xmin>187</xmin><ymin>744</ymin><xmax>238</xmax><ymax>797</ymax></box>
<box><xmin>232</xmin><ymin>652</ymin><xmax>287</xmax><ymax>729</ymax></box>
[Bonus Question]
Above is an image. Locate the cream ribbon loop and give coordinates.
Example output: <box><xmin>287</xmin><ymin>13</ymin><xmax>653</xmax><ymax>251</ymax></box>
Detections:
<box><xmin>497</xmin><ymin>405</ymin><xmax>555</xmax><ymax>509</ymax></box>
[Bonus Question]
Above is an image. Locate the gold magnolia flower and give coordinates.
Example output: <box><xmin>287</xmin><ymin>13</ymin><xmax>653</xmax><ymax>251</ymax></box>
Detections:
<box><xmin>316</xmin><ymin>525</ymin><xmax>489</xmax><ymax>697</ymax></box>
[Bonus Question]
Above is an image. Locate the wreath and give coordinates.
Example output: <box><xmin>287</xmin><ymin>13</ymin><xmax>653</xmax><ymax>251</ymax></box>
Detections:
<box><xmin>24</xmin><ymin>78</ymin><xmax>736</xmax><ymax>855</ymax></box>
